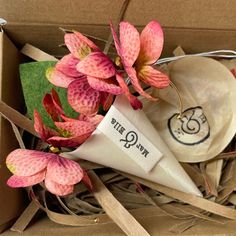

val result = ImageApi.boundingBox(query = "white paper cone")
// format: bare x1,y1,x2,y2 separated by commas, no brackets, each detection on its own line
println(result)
62,95,202,197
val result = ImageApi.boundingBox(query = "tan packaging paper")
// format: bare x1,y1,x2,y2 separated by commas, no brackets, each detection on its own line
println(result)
143,56,236,163
62,95,202,197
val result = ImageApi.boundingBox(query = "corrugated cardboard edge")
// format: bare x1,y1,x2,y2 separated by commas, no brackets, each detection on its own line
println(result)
1,0,236,30
0,31,25,233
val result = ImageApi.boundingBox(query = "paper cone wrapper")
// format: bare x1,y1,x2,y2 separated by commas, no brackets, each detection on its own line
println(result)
62,95,202,197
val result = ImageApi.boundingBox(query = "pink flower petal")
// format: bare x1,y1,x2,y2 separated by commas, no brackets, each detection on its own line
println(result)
87,76,123,95
34,110,58,141
125,66,156,101
67,77,100,115
7,170,46,187
115,73,142,110
55,120,95,137
77,52,115,79
78,114,104,127
138,21,164,65
110,21,122,56
56,54,83,78
6,149,53,176
45,176,74,196
47,156,83,185
65,32,99,59
100,93,114,111
46,67,76,88
138,66,170,88
119,21,140,66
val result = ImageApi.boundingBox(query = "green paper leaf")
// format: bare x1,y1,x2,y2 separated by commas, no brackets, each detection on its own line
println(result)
20,61,78,128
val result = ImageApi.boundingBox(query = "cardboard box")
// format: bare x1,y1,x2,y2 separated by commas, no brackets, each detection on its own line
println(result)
1,0,236,235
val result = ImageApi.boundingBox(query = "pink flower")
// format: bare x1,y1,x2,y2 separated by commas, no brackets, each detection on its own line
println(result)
34,89,103,148
6,149,86,196
110,20,170,101
46,32,124,115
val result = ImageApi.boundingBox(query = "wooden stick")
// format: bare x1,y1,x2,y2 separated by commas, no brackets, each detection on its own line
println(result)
10,201,40,233
21,43,58,61
0,100,38,137
88,170,150,236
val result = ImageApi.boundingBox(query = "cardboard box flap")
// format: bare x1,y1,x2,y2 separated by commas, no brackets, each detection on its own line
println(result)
1,0,236,30
0,31,25,232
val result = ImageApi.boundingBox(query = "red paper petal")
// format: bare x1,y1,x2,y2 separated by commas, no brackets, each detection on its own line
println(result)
119,21,140,66
138,66,170,89
82,170,93,191
47,137,78,147
67,77,101,115
43,94,60,121
46,156,83,185
51,88,65,115
6,149,53,176
60,114,79,122
138,21,164,65
77,52,116,79
45,177,74,196
56,54,83,77
46,67,76,88
7,170,46,187
87,76,123,95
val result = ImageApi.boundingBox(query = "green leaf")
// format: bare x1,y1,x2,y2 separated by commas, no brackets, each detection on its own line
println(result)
20,61,79,128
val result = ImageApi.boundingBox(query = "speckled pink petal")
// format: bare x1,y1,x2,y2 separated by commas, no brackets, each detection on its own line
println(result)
46,67,76,88
56,54,83,77
47,156,83,185
55,120,95,137
45,176,74,196
138,66,170,89
67,77,100,115
100,93,114,111
138,21,164,65
34,110,58,141
119,21,140,66
77,52,115,79
65,32,99,59
115,73,142,110
87,76,123,95
7,170,46,187
110,21,122,56
79,114,104,127
6,149,53,176
125,66,156,101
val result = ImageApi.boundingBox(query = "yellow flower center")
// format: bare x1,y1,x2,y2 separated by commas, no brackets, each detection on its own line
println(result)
114,56,123,69
49,146,60,154
6,163,16,174
78,43,92,59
